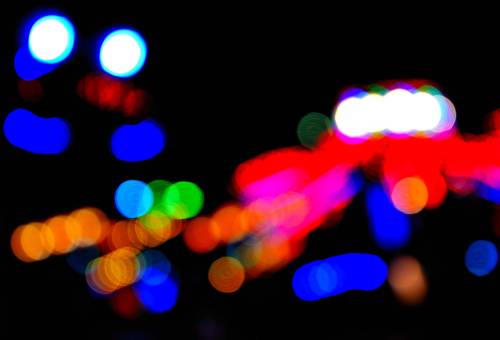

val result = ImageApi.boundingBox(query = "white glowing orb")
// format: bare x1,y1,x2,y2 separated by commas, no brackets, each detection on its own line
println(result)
99,29,147,78
28,15,75,64
334,87,455,138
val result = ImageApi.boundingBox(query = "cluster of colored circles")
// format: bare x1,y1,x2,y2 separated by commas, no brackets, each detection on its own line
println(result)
115,179,204,220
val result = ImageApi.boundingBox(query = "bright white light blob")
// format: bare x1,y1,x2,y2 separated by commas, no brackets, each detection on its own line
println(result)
334,87,455,138
334,97,366,137
384,89,414,133
361,93,385,133
28,15,75,64
411,92,442,131
99,29,147,78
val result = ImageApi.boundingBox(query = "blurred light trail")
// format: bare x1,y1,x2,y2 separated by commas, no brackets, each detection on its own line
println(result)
99,29,147,78
292,253,388,301
111,119,165,162
3,108,71,154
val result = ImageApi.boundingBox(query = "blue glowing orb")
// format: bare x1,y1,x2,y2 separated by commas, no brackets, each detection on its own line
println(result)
115,180,154,218
134,272,179,313
292,253,388,301
111,119,165,162
366,184,411,250
3,109,71,154
465,240,498,277
99,29,147,78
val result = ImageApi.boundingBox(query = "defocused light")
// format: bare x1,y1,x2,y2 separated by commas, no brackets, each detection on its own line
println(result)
141,250,172,283
110,287,142,319
212,203,248,244
384,89,415,133
28,15,75,64
183,217,220,253
86,247,142,294
148,180,171,204
292,253,388,301
134,271,178,313
297,112,331,148
77,73,149,116
99,29,147,78
162,181,204,219
11,222,51,262
465,240,498,276
136,213,173,246
3,108,71,154
208,256,245,293
333,85,455,138
69,207,109,247
111,119,165,162
365,184,411,250
43,215,80,254
388,256,427,305
17,80,43,101
391,177,428,214
334,97,366,137
67,247,101,274
115,180,154,218
411,92,441,131
14,46,58,80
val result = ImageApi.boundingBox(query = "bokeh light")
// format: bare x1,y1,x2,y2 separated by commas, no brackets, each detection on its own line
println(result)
211,203,248,244
366,184,411,250
111,119,165,162
17,80,43,101
133,271,179,313
208,257,245,293
388,256,428,305
110,287,142,319
67,247,101,274
3,108,71,154
333,84,455,138
14,45,58,80
162,181,204,219
390,177,429,214
77,73,148,116
86,247,143,295
99,29,147,78
292,253,388,301
465,240,498,277
28,15,75,64
297,112,331,148
183,217,220,253
11,222,51,262
115,180,154,218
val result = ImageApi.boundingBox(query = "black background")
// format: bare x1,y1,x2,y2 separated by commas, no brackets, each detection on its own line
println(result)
3,3,500,339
